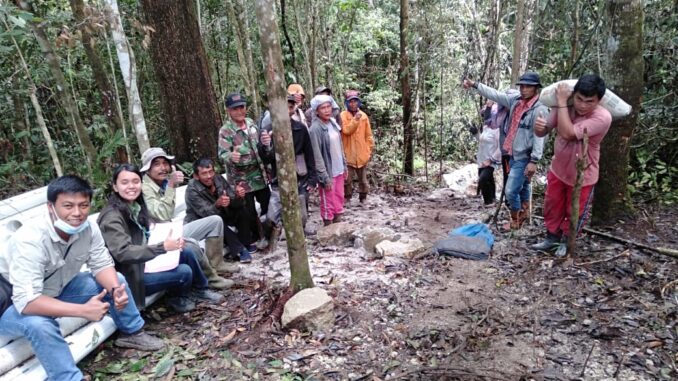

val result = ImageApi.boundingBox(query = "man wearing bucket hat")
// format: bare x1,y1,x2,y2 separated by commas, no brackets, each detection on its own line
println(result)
140,147,235,288
463,72,548,230
340,90,374,204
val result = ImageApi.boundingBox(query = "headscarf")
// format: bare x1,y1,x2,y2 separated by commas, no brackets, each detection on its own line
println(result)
310,95,340,125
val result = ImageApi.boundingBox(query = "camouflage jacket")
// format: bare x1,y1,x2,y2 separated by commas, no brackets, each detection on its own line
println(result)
218,118,268,193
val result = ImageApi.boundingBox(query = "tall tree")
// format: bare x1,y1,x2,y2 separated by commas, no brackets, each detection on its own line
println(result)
253,0,314,292
400,0,413,175
139,0,221,162
70,0,128,163
16,0,97,173
105,0,150,155
593,0,644,223
226,0,260,118
510,0,526,84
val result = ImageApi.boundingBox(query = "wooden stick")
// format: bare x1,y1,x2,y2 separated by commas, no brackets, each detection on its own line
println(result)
582,227,678,258
567,129,588,256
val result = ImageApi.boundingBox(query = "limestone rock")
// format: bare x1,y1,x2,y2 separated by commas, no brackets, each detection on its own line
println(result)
282,287,334,331
353,227,398,254
375,237,426,259
317,222,357,246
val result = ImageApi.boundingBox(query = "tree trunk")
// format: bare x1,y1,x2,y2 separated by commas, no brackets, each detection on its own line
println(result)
3,16,62,176
226,0,260,117
292,0,314,90
105,0,150,155
510,0,525,85
253,0,314,292
11,75,31,161
593,0,644,223
70,0,128,163
139,0,222,162
17,0,97,173
279,0,298,81
400,0,413,175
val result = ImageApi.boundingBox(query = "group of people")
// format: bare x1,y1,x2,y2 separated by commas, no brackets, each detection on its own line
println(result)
464,72,612,254
0,84,374,380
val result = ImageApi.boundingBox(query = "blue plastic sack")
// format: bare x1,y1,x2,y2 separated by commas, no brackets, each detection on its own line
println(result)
433,223,494,260
449,223,494,248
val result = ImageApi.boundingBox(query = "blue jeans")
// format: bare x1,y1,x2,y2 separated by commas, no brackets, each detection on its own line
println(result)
144,246,207,296
505,158,531,211
0,272,144,381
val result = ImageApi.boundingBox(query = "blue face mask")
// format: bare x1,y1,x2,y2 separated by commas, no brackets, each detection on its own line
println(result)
50,205,90,236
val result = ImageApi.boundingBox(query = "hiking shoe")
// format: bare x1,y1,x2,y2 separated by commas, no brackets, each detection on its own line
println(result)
246,244,258,254
190,288,225,304
166,296,195,313
239,247,253,263
555,242,568,257
115,330,165,351
530,233,561,251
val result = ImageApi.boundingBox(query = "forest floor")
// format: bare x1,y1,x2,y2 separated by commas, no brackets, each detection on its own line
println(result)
82,183,677,381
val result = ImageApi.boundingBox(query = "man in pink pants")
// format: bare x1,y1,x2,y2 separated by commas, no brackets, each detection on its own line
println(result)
532,74,612,255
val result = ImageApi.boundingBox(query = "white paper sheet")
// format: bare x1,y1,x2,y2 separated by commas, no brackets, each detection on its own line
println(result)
144,222,183,273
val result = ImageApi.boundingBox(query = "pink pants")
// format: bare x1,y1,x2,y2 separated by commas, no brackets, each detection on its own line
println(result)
543,171,594,237
319,175,345,221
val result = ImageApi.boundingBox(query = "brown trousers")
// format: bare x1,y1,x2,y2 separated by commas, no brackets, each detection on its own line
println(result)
344,165,369,199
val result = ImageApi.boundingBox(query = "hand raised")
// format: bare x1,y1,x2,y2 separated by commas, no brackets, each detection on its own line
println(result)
169,167,184,188
82,289,109,321
555,83,573,106
235,185,246,198
261,130,271,146
462,78,475,89
112,284,129,311
163,229,184,251
231,147,242,163
534,115,547,135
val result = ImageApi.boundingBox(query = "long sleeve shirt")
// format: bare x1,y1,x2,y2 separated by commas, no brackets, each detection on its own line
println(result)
0,216,114,313
141,174,176,222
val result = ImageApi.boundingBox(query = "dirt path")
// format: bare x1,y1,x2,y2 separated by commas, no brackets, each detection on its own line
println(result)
82,189,677,381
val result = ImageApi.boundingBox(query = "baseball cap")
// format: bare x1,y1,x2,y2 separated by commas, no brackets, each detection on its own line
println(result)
225,93,247,109
314,86,331,95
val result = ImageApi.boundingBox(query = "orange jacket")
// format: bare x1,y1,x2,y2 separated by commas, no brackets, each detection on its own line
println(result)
340,110,375,168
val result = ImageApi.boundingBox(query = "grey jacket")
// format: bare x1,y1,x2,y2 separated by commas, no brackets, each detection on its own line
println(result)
475,83,547,162
309,118,346,186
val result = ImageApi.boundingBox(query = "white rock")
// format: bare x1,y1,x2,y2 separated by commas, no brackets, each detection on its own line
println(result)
282,287,335,331
375,238,426,258
317,222,357,246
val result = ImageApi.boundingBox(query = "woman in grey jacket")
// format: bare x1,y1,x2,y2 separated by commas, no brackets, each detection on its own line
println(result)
309,94,347,225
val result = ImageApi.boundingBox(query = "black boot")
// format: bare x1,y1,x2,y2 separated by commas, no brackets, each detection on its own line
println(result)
530,232,561,251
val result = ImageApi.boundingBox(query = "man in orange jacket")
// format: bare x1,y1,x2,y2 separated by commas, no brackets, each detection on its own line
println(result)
341,90,375,204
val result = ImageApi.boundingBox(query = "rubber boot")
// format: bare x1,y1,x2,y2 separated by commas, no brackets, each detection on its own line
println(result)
359,193,367,203
196,248,233,290
509,210,521,230
333,214,342,223
323,219,333,226
206,237,239,274
530,232,561,251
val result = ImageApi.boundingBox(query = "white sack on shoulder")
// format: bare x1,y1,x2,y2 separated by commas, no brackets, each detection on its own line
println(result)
539,79,632,119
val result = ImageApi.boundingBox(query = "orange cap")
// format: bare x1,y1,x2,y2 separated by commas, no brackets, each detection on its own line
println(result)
287,84,305,96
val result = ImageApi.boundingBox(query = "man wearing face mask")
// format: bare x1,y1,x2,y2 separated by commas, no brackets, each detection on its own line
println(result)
0,175,164,381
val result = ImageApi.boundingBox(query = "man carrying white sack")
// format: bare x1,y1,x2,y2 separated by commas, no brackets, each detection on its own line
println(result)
532,74,612,254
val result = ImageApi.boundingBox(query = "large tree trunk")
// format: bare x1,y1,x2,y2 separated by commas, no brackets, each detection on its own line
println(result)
140,0,222,162
105,0,150,155
593,0,644,223
254,0,314,292
400,0,413,175
17,0,97,173
70,0,128,163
